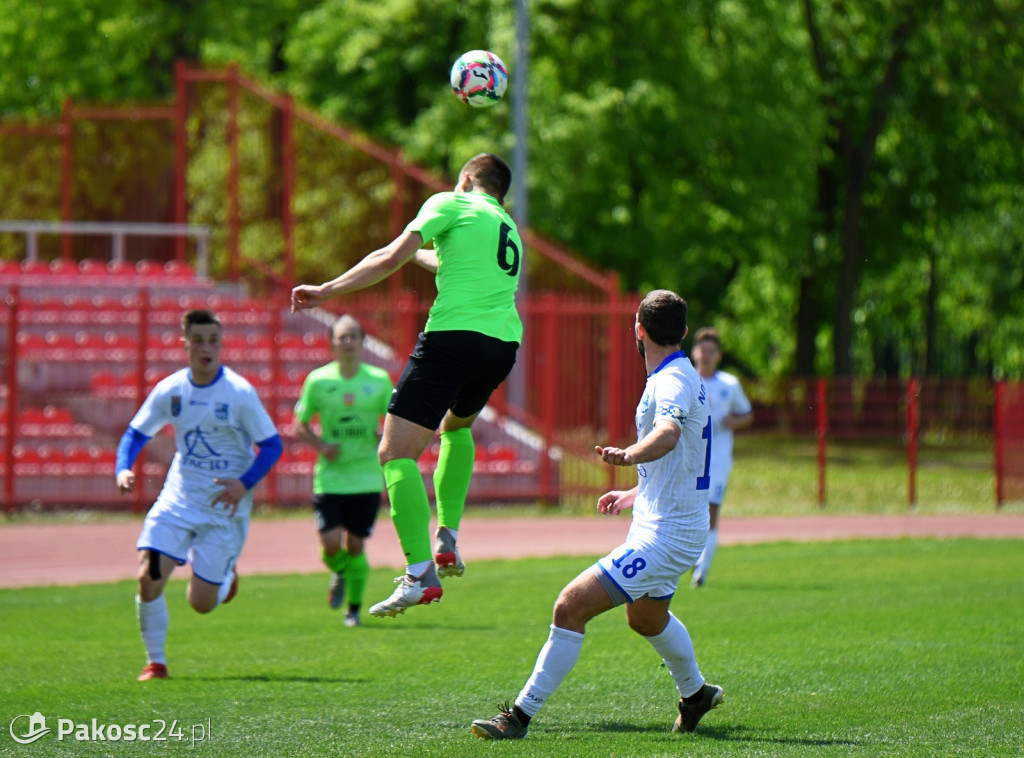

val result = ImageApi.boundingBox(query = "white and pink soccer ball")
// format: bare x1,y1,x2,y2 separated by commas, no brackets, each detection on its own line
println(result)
450,50,508,108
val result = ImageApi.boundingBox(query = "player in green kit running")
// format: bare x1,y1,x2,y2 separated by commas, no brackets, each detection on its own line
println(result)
294,315,393,627
291,153,522,617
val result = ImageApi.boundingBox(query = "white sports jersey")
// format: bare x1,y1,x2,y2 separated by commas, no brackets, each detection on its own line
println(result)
129,366,278,518
631,351,712,533
701,370,752,476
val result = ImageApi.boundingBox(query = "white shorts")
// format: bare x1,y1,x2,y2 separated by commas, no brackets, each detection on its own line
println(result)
593,524,706,605
136,503,249,585
709,477,729,505
709,461,732,505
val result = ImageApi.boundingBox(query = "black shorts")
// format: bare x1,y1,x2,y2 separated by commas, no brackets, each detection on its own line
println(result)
388,330,519,430
312,493,381,538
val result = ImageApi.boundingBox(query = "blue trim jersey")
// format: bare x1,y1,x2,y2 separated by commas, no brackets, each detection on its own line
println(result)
128,366,278,518
632,352,712,533
702,370,752,478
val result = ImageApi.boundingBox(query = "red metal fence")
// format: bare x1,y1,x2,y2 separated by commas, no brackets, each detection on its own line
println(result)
2,63,1020,512
2,275,1020,512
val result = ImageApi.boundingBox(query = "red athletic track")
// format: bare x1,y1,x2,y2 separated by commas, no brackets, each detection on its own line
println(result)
2,513,1023,589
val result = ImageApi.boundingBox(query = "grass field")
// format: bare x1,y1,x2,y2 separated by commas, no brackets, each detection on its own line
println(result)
2,539,1023,757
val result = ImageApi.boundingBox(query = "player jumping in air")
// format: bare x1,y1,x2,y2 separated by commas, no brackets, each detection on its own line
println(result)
471,290,724,740
115,310,282,681
690,328,753,587
294,315,393,627
291,154,522,617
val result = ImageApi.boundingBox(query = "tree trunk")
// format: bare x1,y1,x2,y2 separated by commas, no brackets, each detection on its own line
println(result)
832,151,866,377
794,275,819,376
923,248,938,376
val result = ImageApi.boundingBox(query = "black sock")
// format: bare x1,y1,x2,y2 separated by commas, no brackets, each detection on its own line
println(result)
682,687,705,705
512,705,532,726
348,604,360,614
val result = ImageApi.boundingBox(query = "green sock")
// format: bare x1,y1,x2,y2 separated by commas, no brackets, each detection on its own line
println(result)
346,552,369,608
434,428,474,532
322,547,349,575
383,458,432,565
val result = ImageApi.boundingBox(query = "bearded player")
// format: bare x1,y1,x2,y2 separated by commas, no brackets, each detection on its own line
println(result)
472,290,724,740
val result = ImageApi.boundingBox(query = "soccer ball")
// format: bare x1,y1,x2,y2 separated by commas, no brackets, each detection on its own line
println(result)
450,50,508,108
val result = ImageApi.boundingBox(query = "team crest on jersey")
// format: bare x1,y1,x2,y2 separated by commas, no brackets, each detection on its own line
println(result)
344,393,355,406
171,395,181,417
215,403,229,420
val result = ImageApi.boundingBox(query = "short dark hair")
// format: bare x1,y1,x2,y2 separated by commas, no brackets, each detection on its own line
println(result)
181,309,221,335
330,314,364,339
694,327,720,349
462,153,512,202
638,290,688,347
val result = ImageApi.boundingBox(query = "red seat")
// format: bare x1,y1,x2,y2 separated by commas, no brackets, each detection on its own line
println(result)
19,261,49,276
49,259,77,276
78,259,107,276
163,260,194,278
105,261,135,277
487,444,517,462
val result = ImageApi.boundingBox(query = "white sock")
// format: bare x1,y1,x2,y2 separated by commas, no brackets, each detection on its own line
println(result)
646,612,704,698
215,568,236,605
514,625,585,717
407,559,434,577
696,528,719,580
136,594,169,665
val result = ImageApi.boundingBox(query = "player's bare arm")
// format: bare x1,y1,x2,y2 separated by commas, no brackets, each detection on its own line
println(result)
295,420,339,461
596,486,638,516
413,248,439,273
594,420,681,466
291,231,423,312
722,410,754,431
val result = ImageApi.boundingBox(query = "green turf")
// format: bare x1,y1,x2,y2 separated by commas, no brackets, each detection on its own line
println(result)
2,540,1023,756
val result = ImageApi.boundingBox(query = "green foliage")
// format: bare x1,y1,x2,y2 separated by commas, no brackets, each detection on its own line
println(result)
2,541,1023,756
1,0,1022,377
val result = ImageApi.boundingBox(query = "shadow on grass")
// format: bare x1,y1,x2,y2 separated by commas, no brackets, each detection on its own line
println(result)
189,674,366,684
586,722,860,748
699,724,860,747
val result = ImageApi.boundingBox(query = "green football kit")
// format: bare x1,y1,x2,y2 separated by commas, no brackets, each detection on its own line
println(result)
382,189,524,570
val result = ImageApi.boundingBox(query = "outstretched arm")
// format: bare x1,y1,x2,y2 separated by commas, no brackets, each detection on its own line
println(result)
291,231,424,312
594,420,681,466
413,248,439,273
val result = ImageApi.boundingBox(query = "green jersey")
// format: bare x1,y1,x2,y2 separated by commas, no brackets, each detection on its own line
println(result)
405,191,523,344
294,362,393,495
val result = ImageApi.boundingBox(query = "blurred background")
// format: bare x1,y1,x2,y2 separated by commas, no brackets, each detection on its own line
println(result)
1,0,1022,514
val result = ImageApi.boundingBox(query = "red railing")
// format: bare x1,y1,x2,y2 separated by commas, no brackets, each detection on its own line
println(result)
2,280,1020,512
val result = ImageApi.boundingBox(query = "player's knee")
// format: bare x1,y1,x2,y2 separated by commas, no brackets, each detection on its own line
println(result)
627,614,664,637
137,551,163,600
188,594,217,614
552,592,582,629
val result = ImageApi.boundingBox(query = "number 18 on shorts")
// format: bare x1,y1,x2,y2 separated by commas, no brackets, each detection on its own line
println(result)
596,534,705,604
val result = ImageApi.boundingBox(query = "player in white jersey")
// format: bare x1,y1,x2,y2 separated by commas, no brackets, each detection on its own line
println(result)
690,327,753,587
115,310,283,681
471,290,725,741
